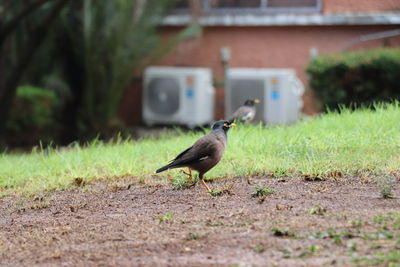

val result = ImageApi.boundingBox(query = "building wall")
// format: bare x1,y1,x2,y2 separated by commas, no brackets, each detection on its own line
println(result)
323,0,400,14
160,25,400,80
119,24,400,125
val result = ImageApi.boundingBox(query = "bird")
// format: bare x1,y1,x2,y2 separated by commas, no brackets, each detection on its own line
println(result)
229,99,260,123
155,120,236,192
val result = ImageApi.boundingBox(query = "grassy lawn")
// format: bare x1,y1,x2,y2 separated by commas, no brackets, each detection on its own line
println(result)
1,103,399,196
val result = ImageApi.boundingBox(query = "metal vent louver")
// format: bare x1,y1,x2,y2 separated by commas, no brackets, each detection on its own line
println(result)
230,79,265,123
142,66,215,127
226,68,304,125
146,77,180,115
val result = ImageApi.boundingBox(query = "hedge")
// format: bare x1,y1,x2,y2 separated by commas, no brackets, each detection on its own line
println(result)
7,85,60,132
307,48,400,111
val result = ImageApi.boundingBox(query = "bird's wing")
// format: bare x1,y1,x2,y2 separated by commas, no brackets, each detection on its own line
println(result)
230,106,254,121
173,146,193,161
241,111,254,121
170,134,217,167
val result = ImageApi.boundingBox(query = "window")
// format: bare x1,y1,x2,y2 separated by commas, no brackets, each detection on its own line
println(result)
170,0,321,14
205,0,321,13
209,0,261,8
170,0,190,14
175,0,190,9
267,0,319,8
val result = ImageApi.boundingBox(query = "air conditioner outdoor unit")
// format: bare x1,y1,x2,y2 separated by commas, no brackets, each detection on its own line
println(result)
226,68,304,124
143,66,215,128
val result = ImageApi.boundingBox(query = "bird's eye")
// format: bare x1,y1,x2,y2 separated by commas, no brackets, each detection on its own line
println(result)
223,123,228,127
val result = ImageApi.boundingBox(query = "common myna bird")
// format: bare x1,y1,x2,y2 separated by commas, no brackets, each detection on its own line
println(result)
156,120,236,192
229,99,260,123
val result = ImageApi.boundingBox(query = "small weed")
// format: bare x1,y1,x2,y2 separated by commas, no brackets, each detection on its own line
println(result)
187,232,207,240
352,250,400,266
302,173,325,181
32,199,50,209
307,231,328,240
351,219,366,228
299,245,321,258
158,212,174,222
362,233,380,240
15,197,51,212
332,235,342,244
309,245,321,253
188,232,199,240
374,215,384,224
278,247,293,258
325,170,344,180
346,242,357,252
207,221,224,227
371,243,382,249
378,231,393,239
283,253,292,259
72,177,86,187
307,227,357,244
307,204,327,215
341,231,356,239
252,186,275,197
14,199,27,212
374,215,392,224
170,176,196,190
271,168,288,178
389,211,400,217
208,187,233,197
377,175,396,198
253,245,265,253
209,189,223,197
272,227,295,237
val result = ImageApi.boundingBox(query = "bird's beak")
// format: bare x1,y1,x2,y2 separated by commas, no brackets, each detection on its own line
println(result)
230,123,237,127
254,99,261,103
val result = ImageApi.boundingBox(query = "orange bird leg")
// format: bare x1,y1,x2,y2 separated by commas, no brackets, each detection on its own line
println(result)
180,168,193,184
200,179,211,192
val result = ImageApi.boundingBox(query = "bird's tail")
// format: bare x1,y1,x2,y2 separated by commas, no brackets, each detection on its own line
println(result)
155,163,173,173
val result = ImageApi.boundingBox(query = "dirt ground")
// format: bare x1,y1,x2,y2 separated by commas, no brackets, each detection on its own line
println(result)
1,175,399,266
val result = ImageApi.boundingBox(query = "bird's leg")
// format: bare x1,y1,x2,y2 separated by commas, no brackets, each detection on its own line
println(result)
180,168,194,185
200,179,211,192
187,168,193,184
199,174,211,192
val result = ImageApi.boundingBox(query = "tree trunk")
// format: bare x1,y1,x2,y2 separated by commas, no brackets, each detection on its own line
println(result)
0,0,70,144
0,0,53,48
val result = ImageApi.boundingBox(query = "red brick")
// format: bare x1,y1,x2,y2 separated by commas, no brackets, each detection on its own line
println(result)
323,0,400,14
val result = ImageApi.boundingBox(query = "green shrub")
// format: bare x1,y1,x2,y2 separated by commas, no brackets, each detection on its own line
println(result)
307,49,400,111
7,85,60,132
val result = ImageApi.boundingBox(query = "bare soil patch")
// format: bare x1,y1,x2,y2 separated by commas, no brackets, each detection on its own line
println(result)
1,176,399,266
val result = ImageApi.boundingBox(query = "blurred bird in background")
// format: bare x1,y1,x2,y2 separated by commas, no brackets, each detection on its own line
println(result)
229,99,260,123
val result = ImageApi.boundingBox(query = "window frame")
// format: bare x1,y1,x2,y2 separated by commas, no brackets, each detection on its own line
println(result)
202,0,322,14
170,0,191,14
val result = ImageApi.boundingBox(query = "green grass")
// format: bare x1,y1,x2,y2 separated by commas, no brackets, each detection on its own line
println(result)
252,185,276,197
271,211,400,261
352,250,400,266
1,103,400,196
157,212,174,222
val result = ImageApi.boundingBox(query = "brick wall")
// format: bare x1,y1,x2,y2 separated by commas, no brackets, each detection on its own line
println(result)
323,0,400,14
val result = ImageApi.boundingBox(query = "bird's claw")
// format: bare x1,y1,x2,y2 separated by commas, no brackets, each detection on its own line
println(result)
185,181,197,188
179,170,191,176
